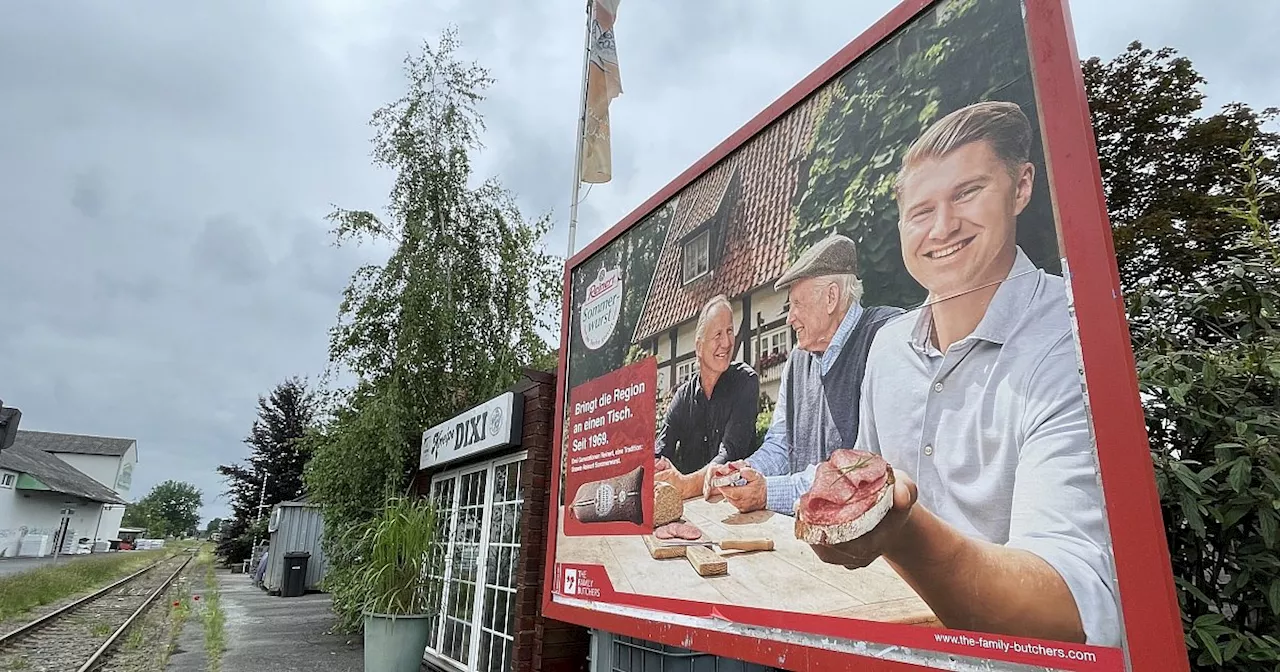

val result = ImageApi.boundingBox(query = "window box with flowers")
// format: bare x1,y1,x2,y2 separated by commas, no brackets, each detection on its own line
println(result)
756,350,789,381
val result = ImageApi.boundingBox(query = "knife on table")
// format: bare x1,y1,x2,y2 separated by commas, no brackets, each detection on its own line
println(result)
657,538,774,552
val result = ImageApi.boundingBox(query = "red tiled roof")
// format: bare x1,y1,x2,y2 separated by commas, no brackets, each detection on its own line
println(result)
632,95,819,342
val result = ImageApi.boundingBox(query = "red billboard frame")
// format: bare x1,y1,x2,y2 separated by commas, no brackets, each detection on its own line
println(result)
541,0,1190,669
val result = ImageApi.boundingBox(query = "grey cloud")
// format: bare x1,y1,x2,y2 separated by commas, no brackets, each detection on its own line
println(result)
1070,0,1280,113
91,268,164,305
71,169,108,220
191,215,272,286
0,0,1270,523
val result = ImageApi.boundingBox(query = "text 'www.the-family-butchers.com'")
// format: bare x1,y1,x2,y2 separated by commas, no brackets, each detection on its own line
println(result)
933,633,1098,663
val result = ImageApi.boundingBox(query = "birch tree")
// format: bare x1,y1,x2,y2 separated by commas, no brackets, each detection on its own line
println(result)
304,28,561,630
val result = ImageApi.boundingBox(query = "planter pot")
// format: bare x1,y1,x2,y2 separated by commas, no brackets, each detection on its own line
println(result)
363,612,433,672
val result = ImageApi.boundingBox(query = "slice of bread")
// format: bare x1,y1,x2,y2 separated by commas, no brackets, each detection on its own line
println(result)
794,466,895,545
653,481,684,527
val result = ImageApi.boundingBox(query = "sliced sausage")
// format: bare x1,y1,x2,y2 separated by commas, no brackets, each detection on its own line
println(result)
673,522,702,540
654,524,677,540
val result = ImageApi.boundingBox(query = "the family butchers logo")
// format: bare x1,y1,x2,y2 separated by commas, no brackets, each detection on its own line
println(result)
580,266,623,350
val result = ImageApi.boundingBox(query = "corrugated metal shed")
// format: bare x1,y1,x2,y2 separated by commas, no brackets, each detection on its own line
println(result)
263,501,327,593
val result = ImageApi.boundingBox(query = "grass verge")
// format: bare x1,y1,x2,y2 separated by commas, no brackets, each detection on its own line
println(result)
0,549,169,621
198,548,226,672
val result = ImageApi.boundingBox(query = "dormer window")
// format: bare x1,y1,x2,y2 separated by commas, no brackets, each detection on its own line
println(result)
682,231,710,284
676,166,739,286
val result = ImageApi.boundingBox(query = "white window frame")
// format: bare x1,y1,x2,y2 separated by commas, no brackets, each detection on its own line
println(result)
424,450,528,672
681,230,710,284
674,359,697,387
0,472,14,489
758,326,791,358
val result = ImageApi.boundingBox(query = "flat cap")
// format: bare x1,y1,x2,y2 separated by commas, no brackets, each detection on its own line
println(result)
774,234,859,291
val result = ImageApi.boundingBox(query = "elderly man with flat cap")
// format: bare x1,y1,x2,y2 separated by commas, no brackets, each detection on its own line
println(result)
709,234,903,515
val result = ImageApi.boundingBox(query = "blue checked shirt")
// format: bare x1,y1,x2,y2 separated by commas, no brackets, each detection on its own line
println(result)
746,301,864,515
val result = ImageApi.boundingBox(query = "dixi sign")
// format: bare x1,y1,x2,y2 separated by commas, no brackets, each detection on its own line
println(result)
420,391,524,470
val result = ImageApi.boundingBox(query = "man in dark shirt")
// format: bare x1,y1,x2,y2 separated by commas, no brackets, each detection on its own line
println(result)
655,295,759,499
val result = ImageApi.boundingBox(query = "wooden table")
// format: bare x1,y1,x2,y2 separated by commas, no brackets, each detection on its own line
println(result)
556,498,938,626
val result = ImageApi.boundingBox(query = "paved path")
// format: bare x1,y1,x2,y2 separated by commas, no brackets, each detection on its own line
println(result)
168,569,364,672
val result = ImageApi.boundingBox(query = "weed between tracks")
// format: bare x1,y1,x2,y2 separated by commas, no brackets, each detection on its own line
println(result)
124,625,146,651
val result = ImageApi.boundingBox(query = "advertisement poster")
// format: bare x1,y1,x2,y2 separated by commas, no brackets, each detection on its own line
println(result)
545,0,1185,670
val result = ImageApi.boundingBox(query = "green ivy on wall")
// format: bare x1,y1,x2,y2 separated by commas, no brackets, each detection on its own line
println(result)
790,0,1060,310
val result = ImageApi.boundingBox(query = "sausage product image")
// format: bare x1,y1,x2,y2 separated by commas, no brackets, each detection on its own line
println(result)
794,449,895,545
569,465,646,525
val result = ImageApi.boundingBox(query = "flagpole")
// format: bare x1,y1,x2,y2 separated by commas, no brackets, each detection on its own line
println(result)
567,0,593,260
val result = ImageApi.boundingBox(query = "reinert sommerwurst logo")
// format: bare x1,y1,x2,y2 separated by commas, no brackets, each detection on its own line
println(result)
580,266,623,350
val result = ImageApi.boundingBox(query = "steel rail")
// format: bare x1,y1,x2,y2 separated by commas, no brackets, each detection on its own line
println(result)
0,552,176,645
77,552,193,671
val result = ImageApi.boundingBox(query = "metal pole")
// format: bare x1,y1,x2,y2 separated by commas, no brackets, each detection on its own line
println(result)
255,473,268,525
567,0,593,259
53,516,69,562
91,505,106,553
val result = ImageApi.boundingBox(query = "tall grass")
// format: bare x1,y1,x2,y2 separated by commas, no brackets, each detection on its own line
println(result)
198,548,227,672
0,550,168,621
358,496,440,616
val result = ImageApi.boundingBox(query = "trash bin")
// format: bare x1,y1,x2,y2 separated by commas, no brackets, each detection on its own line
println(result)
281,551,310,598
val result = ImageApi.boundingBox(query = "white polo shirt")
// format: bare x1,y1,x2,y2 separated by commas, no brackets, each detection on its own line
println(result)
856,247,1122,647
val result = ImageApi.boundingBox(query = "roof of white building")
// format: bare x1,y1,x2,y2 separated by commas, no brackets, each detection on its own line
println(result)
0,442,129,504
14,430,135,457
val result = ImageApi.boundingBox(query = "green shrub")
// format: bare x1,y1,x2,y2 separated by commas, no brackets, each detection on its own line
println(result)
754,392,777,450
357,496,441,616
1133,144,1280,668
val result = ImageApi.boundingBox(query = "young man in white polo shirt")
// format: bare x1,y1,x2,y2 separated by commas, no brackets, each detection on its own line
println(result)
807,101,1121,647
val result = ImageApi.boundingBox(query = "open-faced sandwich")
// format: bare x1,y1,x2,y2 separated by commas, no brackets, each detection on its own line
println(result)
794,449,895,545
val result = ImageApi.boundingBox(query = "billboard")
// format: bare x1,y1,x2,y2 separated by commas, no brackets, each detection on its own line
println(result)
543,0,1189,670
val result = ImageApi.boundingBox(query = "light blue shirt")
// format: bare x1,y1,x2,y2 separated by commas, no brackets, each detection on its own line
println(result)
746,301,866,514
855,248,1120,646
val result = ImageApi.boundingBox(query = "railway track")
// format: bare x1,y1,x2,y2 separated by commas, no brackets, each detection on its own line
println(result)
0,550,195,672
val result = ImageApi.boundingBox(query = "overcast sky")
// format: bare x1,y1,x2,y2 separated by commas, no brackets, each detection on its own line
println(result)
1,1,1274,523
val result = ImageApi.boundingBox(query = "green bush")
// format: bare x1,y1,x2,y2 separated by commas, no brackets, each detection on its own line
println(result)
754,392,777,450
1133,144,1280,668
357,497,441,616
215,515,266,566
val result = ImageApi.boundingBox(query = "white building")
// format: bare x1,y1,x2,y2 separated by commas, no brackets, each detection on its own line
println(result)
0,430,135,557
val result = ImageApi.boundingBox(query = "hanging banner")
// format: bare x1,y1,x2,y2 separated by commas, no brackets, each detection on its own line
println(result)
581,0,623,184
544,0,1187,670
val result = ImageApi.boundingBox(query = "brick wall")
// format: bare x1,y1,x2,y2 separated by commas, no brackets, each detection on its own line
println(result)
514,370,591,672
